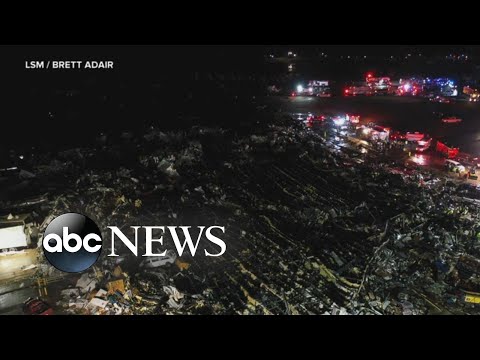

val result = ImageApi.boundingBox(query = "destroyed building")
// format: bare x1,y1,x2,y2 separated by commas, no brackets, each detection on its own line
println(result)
2,113,480,315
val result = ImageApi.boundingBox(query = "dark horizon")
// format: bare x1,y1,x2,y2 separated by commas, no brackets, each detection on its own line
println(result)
1,44,480,156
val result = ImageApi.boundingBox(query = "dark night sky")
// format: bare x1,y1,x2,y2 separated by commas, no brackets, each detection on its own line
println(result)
267,45,478,56
0,44,478,155
0,45,476,95
0,45,476,88
1,44,477,97
1,45,477,69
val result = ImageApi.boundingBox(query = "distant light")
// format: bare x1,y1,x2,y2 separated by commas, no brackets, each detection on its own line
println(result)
412,154,426,165
294,53,297,57
404,83,411,91
297,85,303,93
362,128,371,135
333,117,346,126
308,87,313,93
19,155,24,160
364,55,367,58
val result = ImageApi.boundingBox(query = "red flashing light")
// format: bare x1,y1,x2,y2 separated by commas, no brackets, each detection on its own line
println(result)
367,73,373,78
345,89,349,93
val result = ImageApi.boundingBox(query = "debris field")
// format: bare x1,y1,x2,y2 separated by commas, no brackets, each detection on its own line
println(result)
3,115,480,315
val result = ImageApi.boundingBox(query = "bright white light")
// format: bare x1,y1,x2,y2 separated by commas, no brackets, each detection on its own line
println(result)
362,128,371,135
297,85,303,93
333,117,346,126
308,87,313,93
412,154,426,165
0,226,27,249
404,83,411,91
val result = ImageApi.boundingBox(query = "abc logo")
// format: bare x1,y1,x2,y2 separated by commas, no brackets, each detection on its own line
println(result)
43,213,102,273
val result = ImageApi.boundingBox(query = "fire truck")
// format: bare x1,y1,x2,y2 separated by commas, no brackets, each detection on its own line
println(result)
293,80,331,97
396,79,423,96
366,76,391,95
404,132,432,152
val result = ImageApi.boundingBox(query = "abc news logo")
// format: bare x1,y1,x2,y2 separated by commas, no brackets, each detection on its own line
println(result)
43,213,226,273
43,213,103,273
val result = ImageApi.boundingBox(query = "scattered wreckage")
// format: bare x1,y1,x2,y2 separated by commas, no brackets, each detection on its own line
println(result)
4,115,480,315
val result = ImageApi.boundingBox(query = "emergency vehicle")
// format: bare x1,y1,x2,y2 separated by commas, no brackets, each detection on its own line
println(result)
344,83,373,96
346,114,360,124
442,116,462,124
366,76,391,95
464,86,480,102
406,132,425,142
405,132,432,152
357,125,390,142
293,81,331,97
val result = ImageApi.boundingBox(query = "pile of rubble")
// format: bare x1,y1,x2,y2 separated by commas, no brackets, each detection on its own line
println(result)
4,115,480,314
58,263,186,315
